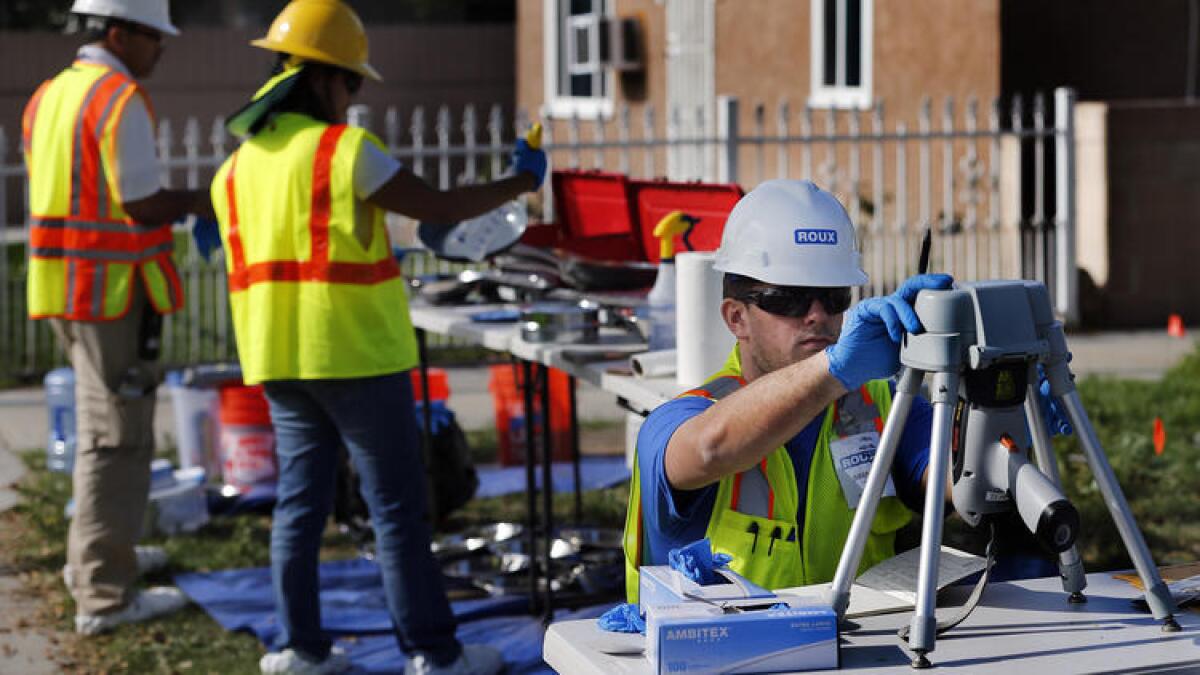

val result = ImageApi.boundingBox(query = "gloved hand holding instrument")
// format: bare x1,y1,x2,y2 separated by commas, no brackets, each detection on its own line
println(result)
825,273,954,390
418,123,546,262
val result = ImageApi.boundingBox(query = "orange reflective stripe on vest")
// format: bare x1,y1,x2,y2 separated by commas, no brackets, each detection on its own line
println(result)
21,81,51,162
30,217,173,258
224,125,401,293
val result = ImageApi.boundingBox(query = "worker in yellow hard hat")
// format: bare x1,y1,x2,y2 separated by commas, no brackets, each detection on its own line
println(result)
209,2,543,674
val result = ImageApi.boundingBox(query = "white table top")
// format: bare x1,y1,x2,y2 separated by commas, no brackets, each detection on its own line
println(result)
409,303,684,412
543,573,1200,674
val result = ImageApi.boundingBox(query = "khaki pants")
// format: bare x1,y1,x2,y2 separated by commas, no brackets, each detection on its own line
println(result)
51,283,159,616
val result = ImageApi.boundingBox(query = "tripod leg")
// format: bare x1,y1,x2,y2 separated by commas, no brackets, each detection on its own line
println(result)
1023,382,1087,598
906,370,959,666
828,367,925,620
1057,390,1179,631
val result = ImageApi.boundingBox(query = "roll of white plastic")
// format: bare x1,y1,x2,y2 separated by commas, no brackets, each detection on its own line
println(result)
630,349,677,378
675,251,735,387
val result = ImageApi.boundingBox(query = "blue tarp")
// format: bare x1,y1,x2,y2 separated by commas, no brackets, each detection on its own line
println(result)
213,456,630,515
474,456,630,499
176,557,607,674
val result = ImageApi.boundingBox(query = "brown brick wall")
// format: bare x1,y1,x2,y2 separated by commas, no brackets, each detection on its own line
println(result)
516,0,545,119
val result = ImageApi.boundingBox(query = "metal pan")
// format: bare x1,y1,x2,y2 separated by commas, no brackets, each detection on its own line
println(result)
417,201,527,264
559,256,658,292
558,527,623,551
520,301,600,343
431,522,524,559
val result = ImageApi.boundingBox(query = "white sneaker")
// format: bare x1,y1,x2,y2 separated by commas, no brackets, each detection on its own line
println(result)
63,545,170,588
74,586,189,635
260,646,351,674
404,644,504,675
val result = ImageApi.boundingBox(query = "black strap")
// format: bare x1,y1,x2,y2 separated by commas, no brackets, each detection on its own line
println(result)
898,521,997,642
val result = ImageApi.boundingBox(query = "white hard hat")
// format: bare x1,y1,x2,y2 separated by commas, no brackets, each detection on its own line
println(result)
713,179,868,287
71,0,179,36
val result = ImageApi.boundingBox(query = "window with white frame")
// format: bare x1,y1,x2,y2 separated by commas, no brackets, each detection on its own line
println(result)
544,0,613,118
810,0,873,109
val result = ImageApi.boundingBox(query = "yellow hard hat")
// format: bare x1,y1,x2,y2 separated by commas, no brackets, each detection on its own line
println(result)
250,0,381,82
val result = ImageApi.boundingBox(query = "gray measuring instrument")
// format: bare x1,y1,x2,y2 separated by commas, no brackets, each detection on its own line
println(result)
824,280,1180,668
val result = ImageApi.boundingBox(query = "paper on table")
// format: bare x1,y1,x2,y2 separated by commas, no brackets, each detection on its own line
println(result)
782,546,987,618
1114,562,1200,589
1126,572,1200,611
855,545,987,604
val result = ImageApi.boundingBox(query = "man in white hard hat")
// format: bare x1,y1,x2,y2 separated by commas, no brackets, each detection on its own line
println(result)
22,0,212,634
621,179,954,601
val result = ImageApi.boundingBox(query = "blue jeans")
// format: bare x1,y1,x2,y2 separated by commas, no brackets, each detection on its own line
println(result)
263,372,461,664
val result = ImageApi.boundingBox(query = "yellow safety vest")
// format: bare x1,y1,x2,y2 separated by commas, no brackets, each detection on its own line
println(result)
210,113,418,385
23,61,182,321
623,347,912,602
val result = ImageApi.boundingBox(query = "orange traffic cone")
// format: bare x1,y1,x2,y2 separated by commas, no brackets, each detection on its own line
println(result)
1167,314,1186,338
1153,417,1166,456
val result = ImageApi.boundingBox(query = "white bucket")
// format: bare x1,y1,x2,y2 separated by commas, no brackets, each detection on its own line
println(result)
219,424,277,494
167,371,220,477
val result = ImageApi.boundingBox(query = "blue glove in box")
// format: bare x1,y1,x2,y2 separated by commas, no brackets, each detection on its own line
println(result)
638,564,774,612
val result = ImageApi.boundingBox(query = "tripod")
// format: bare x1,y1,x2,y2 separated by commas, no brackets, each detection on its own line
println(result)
825,280,1179,668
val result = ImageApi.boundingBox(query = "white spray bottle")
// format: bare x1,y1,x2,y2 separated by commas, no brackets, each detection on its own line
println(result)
646,211,699,351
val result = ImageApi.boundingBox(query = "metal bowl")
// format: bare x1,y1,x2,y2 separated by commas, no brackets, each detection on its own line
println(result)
558,527,623,551
477,567,576,596
431,522,524,559
519,301,600,344
491,536,580,564
441,553,505,580
573,549,626,595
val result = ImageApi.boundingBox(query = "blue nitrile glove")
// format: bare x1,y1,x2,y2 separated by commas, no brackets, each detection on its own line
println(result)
413,400,454,435
667,538,733,586
598,603,646,634
190,216,222,261
825,273,955,390
511,137,547,190
1036,364,1073,436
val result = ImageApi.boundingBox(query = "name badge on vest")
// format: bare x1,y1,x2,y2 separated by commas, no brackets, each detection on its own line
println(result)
829,431,896,509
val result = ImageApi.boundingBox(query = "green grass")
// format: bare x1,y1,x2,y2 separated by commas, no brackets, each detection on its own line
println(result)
1055,346,1200,569
0,425,628,674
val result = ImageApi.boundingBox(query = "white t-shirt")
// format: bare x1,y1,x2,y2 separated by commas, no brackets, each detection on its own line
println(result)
353,139,402,200
76,45,163,204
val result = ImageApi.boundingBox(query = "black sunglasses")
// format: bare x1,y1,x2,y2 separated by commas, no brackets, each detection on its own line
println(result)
342,72,363,95
737,286,852,317
116,20,163,43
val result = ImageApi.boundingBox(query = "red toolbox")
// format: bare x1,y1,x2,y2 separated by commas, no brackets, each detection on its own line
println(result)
628,179,744,263
521,170,744,263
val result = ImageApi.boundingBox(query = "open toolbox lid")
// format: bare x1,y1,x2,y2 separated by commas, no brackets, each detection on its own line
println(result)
533,170,745,262
551,170,636,239
628,179,744,263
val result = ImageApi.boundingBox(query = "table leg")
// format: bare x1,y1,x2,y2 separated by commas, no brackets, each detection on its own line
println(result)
569,374,582,526
521,358,540,615
416,328,433,474
540,364,555,626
